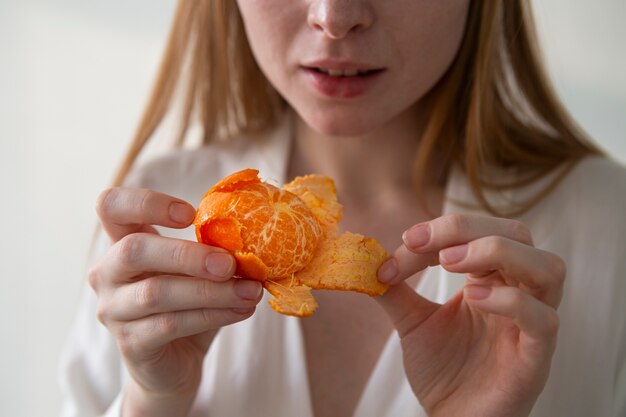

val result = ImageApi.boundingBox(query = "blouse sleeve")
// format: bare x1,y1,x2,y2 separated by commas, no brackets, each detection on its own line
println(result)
57,156,160,417
514,157,626,417
58,231,126,417
605,241,626,417
614,306,626,416
558,157,626,417
609,225,626,417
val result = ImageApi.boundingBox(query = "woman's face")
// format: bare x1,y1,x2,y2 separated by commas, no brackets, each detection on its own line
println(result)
236,0,470,136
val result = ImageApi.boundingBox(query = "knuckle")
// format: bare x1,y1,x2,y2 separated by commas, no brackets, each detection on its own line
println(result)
138,189,159,214
545,309,560,335
444,213,469,235
508,220,532,244
483,235,507,258
155,313,178,335
506,288,526,311
550,255,567,284
117,234,143,267
95,301,109,324
87,265,101,291
135,279,162,310
116,325,135,356
170,241,189,269
197,280,214,304
95,188,118,219
201,308,216,325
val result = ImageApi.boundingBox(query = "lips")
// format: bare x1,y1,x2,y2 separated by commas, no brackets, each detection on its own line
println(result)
312,67,382,77
301,61,386,99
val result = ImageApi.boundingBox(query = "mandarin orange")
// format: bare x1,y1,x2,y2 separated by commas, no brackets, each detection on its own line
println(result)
194,169,388,317
195,169,322,281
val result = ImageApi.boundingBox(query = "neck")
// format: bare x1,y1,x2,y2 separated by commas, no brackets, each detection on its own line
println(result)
287,102,440,210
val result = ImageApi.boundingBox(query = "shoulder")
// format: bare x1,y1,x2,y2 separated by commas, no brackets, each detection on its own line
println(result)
532,156,626,415
123,121,291,205
530,156,626,219
123,137,249,202
520,156,626,256
551,156,626,233
561,155,626,201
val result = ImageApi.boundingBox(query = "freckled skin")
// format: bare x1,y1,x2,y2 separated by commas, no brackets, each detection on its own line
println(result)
235,0,470,136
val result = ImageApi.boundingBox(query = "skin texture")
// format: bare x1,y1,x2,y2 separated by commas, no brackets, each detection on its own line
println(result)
89,188,262,417
236,1,562,417
236,0,469,136
376,214,563,417
90,1,564,416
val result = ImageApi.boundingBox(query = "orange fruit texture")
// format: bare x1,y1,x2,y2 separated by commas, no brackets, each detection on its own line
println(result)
194,168,388,317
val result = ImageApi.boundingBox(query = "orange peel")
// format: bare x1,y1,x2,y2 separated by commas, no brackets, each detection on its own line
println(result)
264,278,318,318
194,169,388,317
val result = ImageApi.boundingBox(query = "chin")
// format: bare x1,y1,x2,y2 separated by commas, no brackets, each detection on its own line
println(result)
300,107,386,137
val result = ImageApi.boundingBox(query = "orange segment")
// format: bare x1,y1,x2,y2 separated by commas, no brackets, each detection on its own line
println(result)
264,278,318,317
296,231,389,296
199,217,243,251
194,170,322,282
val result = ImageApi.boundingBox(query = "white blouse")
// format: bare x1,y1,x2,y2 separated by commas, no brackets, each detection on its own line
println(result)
59,118,626,417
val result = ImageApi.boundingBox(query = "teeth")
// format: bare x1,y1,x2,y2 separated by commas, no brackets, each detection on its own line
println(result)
318,68,365,77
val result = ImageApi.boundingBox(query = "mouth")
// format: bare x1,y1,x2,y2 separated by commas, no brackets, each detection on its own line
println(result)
308,67,385,78
300,65,386,99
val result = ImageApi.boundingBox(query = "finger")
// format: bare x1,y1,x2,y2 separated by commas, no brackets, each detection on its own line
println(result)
405,214,533,252
379,214,534,285
96,233,235,285
116,307,256,357
464,285,559,357
96,187,196,242
104,277,263,321
377,245,438,284
440,236,566,308
376,282,439,338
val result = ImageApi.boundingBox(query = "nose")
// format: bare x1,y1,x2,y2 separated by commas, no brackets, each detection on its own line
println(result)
307,0,374,39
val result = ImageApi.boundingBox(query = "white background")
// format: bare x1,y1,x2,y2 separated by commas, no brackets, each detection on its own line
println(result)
0,1,624,416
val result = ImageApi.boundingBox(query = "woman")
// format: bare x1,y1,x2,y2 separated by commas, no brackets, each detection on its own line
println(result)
60,1,626,416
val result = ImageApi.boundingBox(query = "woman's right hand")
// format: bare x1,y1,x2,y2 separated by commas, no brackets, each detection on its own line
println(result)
88,188,263,417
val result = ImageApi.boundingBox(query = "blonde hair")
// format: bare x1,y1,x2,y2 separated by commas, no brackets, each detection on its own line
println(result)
113,0,600,216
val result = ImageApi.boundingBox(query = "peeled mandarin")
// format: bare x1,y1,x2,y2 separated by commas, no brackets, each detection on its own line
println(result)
195,169,322,281
194,169,389,317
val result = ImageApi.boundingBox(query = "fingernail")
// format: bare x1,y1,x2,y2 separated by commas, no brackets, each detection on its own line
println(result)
169,202,195,224
402,223,430,249
234,280,263,300
465,285,491,300
377,258,399,283
440,244,468,264
205,253,234,278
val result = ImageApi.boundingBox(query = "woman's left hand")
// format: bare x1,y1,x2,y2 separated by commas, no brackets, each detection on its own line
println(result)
376,214,565,417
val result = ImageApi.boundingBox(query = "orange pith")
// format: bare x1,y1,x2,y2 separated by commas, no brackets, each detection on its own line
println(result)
265,278,318,318
194,169,389,317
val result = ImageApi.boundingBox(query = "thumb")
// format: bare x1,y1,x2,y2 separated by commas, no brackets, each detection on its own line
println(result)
376,282,439,337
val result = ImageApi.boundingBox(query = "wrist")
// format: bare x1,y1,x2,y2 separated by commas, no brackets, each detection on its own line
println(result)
122,379,199,417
